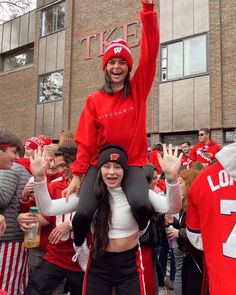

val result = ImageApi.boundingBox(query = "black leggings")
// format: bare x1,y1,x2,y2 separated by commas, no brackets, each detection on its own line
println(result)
72,166,152,246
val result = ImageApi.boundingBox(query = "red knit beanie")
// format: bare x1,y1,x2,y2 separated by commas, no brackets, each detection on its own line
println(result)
24,135,52,150
102,39,133,71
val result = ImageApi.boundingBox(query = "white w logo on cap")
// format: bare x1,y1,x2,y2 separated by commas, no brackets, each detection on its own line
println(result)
114,47,122,54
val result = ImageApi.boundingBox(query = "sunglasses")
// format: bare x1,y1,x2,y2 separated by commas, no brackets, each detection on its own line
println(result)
198,133,205,136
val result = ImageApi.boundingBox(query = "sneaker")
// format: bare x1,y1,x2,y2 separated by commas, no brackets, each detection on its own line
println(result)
72,240,89,272
159,286,168,295
165,276,174,290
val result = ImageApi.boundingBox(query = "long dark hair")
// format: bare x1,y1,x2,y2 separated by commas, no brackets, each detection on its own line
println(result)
91,170,111,258
91,166,126,258
100,69,132,97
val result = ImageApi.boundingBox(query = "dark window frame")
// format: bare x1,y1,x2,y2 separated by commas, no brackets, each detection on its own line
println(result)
40,1,66,37
160,33,209,83
0,44,34,73
223,129,236,144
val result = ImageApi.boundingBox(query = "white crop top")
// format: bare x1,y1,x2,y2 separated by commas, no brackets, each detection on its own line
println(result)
107,187,139,238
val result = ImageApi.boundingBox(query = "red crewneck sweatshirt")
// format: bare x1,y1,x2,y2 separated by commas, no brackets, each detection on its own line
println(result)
72,1,160,176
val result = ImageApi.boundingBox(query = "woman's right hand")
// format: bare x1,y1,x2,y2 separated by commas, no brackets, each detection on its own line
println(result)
30,147,49,182
62,175,81,200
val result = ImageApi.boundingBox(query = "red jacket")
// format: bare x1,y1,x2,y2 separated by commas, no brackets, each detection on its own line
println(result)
188,140,221,165
72,1,160,176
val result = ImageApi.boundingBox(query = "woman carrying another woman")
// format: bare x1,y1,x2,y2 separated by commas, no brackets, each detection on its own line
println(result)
62,0,160,256
30,143,182,295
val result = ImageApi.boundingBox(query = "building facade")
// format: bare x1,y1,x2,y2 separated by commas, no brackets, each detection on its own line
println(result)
0,0,235,147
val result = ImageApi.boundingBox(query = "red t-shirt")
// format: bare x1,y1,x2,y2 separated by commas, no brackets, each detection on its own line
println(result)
72,2,160,176
181,153,192,169
43,176,82,272
186,162,236,295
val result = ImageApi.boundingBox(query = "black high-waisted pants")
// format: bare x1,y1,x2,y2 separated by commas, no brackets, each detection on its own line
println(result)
83,245,146,295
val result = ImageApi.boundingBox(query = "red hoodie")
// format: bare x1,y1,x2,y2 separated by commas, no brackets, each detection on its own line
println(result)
188,140,221,165
72,1,160,176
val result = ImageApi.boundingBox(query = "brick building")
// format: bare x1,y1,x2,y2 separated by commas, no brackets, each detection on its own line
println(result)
0,0,235,147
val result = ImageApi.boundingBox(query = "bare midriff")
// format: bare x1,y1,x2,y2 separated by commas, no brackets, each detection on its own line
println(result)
106,232,139,252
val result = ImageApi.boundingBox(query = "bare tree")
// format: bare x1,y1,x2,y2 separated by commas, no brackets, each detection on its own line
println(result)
0,0,36,24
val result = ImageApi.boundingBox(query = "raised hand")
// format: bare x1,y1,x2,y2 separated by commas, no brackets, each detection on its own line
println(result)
30,147,50,182
158,144,182,183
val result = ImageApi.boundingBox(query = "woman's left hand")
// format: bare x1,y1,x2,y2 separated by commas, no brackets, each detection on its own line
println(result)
158,144,182,184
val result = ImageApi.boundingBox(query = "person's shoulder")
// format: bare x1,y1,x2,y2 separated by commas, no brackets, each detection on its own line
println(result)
87,90,103,100
12,162,31,177
209,140,221,148
0,167,18,177
192,142,202,149
193,161,222,183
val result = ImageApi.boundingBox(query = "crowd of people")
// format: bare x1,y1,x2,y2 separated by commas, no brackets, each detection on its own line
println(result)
1,0,236,294
1,127,235,295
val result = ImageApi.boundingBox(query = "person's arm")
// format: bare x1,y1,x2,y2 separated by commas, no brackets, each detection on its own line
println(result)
186,184,203,250
149,144,182,213
0,170,19,209
34,178,79,215
149,182,181,214
188,146,196,162
186,229,203,250
132,0,160,97
0,214,6,236
30,147,79,215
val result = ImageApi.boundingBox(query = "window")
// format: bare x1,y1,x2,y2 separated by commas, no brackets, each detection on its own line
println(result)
224,130,236,143
0,46,34,72
39,71,64,103
41,1,66,37
161,34,207,81
161,132,198,146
